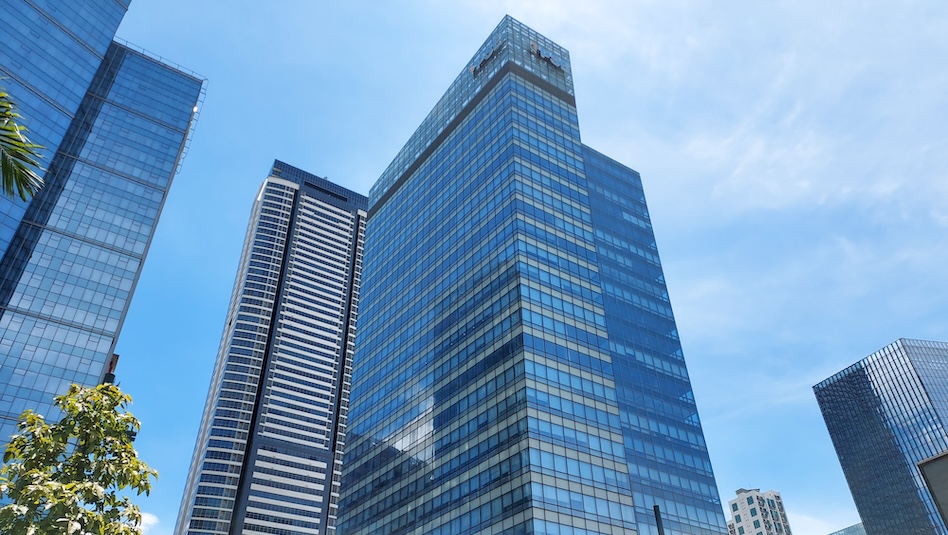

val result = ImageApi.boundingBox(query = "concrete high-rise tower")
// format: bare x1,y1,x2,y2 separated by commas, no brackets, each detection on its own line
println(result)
0,0,204,439
339,16,727,535
175,161,366,535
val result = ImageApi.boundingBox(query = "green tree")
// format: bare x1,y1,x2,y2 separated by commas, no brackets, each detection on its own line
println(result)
0,384,157,535
0,86,44,200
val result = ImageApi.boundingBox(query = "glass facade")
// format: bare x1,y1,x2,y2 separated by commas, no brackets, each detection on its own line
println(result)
175,161,367,535
0,0,129,258
827,524,866,535
339,16,726,535
814,338,948,535
0,0,204,440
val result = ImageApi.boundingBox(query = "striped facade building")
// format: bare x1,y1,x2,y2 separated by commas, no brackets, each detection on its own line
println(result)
175,161,366,535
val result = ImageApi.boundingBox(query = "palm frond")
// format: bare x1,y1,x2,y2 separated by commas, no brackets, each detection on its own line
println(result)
0,88,44,200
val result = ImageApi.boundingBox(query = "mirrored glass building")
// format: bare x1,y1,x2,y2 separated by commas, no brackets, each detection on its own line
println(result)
339,16,727,535
0,0,204,439
175,161,367,535
814,338,948,535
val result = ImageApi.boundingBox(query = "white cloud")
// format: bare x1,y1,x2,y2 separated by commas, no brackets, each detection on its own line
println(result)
140,512,160,535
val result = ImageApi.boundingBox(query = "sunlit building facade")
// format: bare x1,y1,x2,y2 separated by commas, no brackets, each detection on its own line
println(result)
726,488,793,535
0,0,203,438
815,338,948,535
175,161,366,535
339,16,727,535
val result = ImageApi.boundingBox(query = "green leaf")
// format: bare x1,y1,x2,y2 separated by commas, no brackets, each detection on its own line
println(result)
0,384,155,534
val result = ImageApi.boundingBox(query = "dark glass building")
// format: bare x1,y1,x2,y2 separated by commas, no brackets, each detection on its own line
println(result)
339,16,727,535
920,451,948,529
814,338,948,535
175,161,366,535
0,0,204,438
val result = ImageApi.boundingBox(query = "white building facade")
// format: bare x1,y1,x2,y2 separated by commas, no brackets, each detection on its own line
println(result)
727,488,793,535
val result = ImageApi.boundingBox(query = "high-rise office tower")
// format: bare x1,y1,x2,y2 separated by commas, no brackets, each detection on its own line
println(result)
726,488,793,535
814,338,948,535
175,161,366,535
0,1,204,438
339,16,727,535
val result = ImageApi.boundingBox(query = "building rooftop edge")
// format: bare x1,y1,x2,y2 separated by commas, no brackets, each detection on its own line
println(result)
111,37,206,83
269,159,368,207
367,14,574,209
813,338,948,390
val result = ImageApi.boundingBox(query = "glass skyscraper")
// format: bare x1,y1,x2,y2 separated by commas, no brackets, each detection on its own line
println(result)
814,338,948,535
0,0,204,438
176,161,366,535
339,16,727,535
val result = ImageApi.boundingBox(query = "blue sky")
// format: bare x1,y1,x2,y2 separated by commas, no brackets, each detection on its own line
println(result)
110,1,948,534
